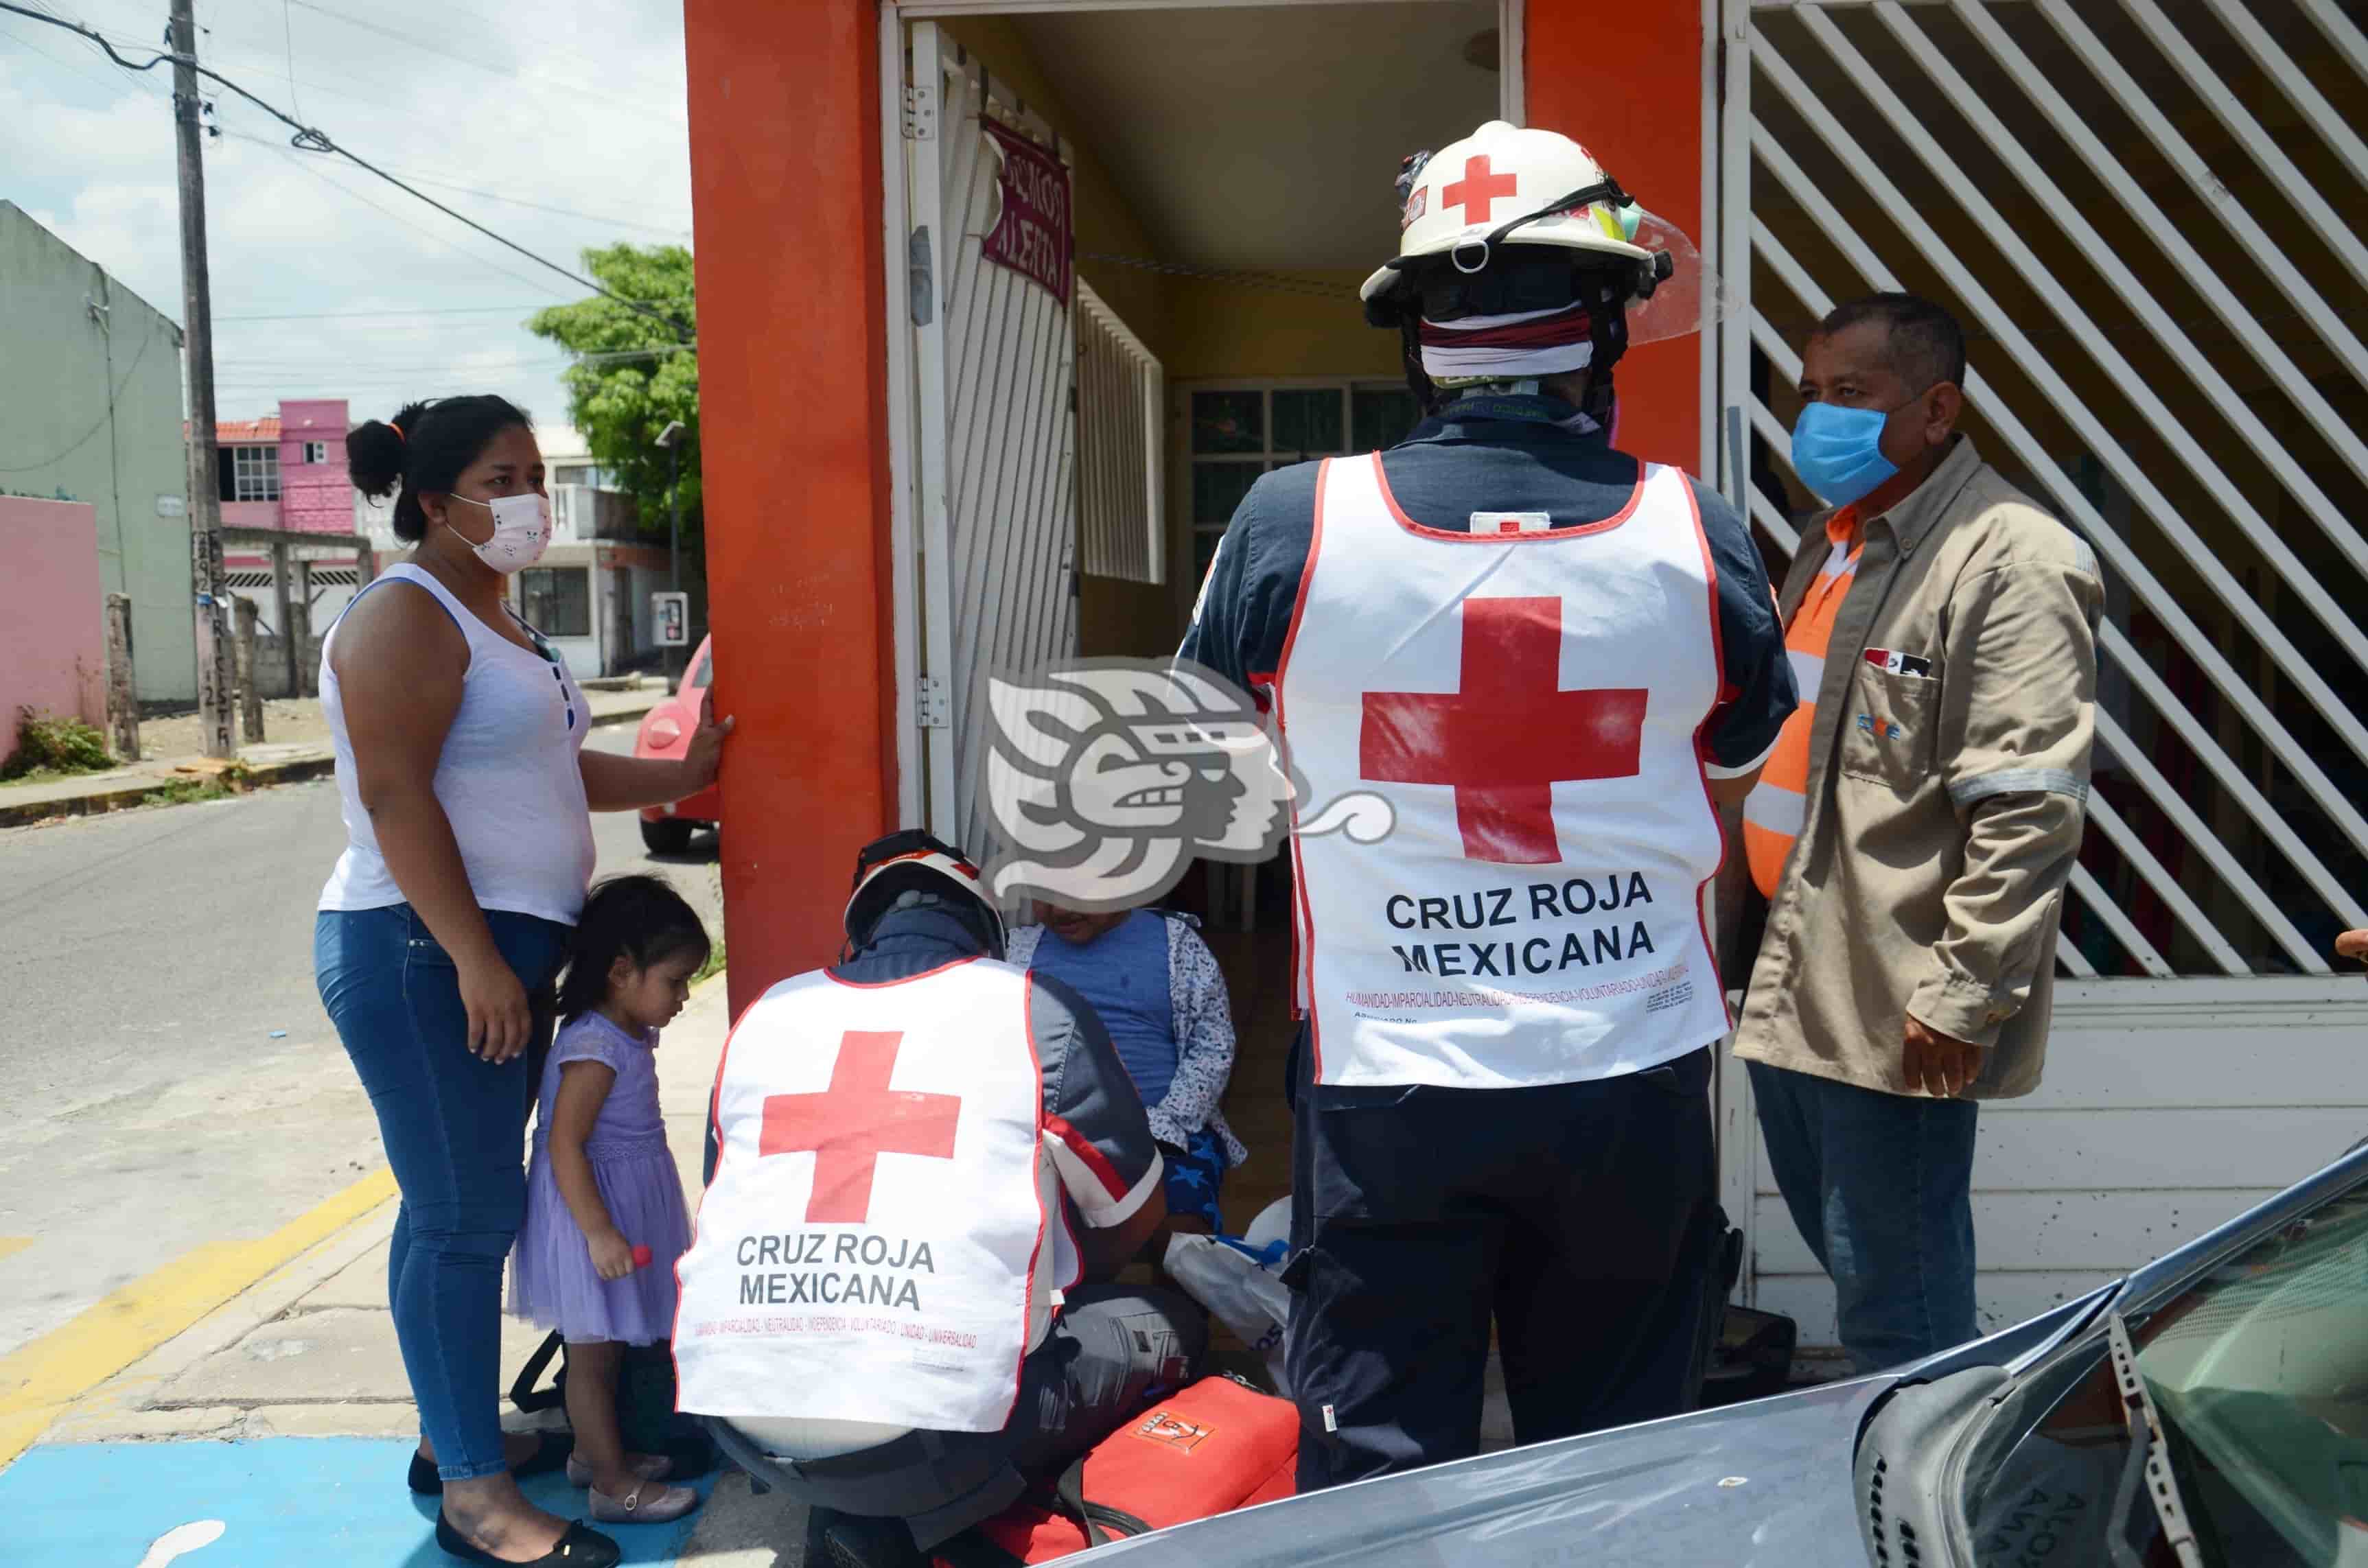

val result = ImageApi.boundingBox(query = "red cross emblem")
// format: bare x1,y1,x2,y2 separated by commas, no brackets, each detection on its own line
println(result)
1361,597,1647,864
760,1030,960,1223
1440,155,1518,224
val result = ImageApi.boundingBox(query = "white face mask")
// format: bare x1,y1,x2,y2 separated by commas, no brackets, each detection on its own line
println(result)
443,491,553,574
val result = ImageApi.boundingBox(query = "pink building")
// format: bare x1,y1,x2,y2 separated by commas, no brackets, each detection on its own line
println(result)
213,398,355,535
205,399,374,664
0,495,107,734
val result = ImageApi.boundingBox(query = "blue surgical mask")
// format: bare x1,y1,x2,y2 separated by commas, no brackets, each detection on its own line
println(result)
1790,401,1901,508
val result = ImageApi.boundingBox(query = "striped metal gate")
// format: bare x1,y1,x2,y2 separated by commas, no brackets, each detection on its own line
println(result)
904,21,1082,860
1713,0,2368,1337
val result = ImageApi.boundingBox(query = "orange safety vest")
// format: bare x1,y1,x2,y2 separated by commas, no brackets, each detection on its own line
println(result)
1743,506,1863,898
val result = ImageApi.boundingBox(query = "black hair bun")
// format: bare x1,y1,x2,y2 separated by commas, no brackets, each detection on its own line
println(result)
347,401,426,498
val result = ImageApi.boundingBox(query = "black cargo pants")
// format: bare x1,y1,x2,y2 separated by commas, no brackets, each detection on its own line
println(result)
1284,1036,1721,1490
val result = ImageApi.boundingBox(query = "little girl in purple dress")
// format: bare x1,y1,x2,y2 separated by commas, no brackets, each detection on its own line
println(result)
509,875,706,1525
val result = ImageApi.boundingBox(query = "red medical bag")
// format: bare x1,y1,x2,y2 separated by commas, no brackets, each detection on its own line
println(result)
934,1375,1298,1564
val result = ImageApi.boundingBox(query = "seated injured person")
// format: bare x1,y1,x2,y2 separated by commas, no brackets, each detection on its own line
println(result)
675,832,1207,1556
1009,900,1248,1238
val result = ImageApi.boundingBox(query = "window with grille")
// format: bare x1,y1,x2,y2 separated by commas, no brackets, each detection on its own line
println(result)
1076,283,1164,585
218,444,281,502
227,444,280,502
518,567,591,637
1180,380,1423,590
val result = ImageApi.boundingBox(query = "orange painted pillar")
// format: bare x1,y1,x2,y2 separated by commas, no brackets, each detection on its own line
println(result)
685,0,897,1016
1525,6,1705,471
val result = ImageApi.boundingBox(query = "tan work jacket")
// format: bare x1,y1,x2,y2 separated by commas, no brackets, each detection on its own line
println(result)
1731,438,2102,1100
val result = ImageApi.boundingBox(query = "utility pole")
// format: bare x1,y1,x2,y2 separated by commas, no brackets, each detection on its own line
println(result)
655,420,686,685
667,443,682,596
172,0,235,760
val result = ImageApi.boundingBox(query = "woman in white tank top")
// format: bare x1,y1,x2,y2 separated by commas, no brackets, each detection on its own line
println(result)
314,397,732,1568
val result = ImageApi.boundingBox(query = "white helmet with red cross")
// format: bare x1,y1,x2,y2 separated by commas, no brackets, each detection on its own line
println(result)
1361,120,1656,305
844,829,1008,959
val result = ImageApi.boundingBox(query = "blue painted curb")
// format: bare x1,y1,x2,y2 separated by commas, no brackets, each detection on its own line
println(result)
5,1438,715,1567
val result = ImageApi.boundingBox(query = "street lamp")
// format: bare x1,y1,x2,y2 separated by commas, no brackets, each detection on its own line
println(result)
654,420,686,684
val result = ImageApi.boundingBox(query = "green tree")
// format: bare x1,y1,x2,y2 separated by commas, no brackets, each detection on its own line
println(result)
527,243,701,554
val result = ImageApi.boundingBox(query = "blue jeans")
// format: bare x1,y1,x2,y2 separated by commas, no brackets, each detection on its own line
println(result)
1747,1060,1978,1374
316,904,569,1482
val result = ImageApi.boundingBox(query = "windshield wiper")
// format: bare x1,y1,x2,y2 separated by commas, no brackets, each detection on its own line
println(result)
2104,1310,2205,1568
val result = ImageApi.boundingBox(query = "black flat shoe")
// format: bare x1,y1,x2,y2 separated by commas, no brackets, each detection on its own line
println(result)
407,1431,575,1495
434,1514,621,1567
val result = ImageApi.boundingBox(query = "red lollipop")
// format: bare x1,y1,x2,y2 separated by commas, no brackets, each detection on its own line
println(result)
631,1244,654,1270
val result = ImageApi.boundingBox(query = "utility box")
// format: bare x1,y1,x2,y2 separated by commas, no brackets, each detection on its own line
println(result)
653,591,690,648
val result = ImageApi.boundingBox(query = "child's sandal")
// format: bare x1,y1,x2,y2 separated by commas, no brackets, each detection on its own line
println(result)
587,1481,699,1524
564,1452,673,1488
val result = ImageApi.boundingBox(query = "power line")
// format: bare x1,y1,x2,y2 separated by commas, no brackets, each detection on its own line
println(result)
278,0,299,118
216,128,691,237
12,24,689,244
213,358,572,373
259,139,563,299
216,303,553,320
213,347,690,382
286,0,688,129
0,0,693,341
46,5,651,146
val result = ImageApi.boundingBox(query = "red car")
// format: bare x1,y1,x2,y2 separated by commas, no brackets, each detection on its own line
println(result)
635,636,720,854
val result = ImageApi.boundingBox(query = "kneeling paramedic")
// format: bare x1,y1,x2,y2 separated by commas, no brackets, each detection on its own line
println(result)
675,832,1205,1554
1180,121,1797,1488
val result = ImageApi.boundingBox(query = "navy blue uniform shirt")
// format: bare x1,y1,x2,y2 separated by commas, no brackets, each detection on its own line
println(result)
1179,393,1796,774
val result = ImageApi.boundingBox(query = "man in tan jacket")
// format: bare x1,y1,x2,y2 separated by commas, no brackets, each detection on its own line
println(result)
1729,294,2101,1373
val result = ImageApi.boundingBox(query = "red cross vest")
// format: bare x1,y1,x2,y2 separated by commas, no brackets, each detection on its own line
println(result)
673,959,1047,1434
1275,452,1733,1088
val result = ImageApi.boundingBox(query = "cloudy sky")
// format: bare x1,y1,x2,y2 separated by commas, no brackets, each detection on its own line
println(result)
1,0,692,436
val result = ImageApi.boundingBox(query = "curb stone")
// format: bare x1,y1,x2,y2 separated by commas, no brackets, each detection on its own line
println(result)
0,703,653,831
34,969,727,1451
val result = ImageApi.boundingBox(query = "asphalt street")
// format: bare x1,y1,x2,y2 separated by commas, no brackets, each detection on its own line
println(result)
0,727,723,1356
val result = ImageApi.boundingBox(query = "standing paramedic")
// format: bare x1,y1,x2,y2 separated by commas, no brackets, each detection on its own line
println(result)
1179,120,1796,1488
673,833,1205,1564
1730,294,2101,1375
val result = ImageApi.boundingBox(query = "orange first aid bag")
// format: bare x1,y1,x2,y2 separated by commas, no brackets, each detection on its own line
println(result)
935,1376,1298,1565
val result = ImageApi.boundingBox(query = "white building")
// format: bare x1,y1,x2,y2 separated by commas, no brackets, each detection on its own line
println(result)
356,423,669,681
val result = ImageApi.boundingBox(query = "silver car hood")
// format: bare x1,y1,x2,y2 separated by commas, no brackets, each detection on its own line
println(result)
1081,1144,2368,1567
1091,1285,2121,1568
1088,1376,1890,1567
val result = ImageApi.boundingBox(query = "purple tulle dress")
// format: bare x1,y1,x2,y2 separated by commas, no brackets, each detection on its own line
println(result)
508,1011,693,1346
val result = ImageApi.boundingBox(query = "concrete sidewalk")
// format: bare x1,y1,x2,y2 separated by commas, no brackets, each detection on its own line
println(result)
18,974,806,1565
0,680,667,830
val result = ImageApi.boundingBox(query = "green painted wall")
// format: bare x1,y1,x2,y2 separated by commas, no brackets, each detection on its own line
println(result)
1,202,194,703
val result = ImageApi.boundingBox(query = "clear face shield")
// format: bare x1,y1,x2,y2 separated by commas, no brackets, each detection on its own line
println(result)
1394,177,1739,348
1618,205,1738,347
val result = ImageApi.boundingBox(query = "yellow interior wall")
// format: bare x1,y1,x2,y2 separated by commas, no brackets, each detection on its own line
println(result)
1163,273,1402,382
934,20,1407,660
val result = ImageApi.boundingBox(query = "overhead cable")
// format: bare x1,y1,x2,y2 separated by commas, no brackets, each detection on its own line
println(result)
0,0,693,340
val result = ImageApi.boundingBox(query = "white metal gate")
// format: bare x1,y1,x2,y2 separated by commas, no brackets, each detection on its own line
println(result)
1713,0,2368,1339
903,21,1082,859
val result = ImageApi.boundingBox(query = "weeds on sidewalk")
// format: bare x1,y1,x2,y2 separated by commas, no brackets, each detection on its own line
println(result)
141,769,250,809
693,865,726,983
1,708,113,783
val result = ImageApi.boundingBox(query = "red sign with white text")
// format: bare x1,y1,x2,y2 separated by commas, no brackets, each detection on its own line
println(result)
982,121,1071,305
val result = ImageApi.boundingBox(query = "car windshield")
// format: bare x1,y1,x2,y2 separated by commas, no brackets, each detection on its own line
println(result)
1962,1186,2368,1567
